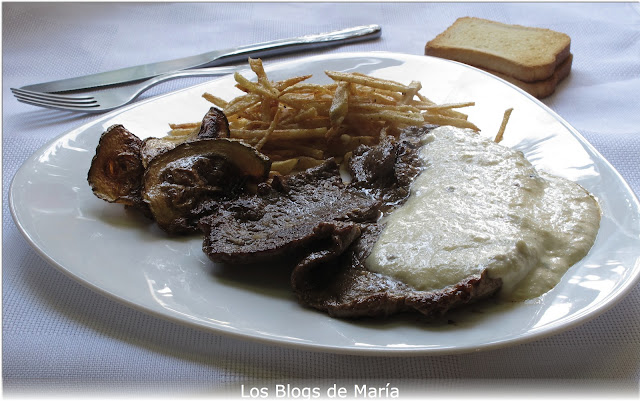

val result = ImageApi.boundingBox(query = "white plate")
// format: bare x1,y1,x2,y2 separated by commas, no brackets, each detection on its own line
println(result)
10,52,640,355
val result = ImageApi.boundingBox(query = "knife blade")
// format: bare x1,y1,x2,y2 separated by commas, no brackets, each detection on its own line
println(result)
21,25,381,93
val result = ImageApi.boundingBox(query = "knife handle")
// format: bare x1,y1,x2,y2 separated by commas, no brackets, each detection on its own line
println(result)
19,25,382,93
201,24,382,68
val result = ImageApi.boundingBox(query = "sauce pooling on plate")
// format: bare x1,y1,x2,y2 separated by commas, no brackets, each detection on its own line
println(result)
365,126,601,301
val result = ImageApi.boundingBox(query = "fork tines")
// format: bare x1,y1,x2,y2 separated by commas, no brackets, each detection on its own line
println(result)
11,88,99,111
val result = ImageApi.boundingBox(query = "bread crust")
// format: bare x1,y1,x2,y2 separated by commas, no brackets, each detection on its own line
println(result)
425,17,571,82
483,53,573,99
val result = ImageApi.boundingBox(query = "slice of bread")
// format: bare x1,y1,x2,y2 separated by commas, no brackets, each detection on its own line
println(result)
425,17,571,82
482,53,573,99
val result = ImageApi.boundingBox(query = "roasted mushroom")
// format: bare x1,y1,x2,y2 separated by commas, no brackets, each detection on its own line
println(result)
141,137,177,169
88,108,251,230
87,124,147,212
139,107,230,168
143,138,271,234
197,107,231,139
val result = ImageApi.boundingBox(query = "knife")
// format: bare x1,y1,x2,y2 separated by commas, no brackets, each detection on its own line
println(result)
21,25,381,93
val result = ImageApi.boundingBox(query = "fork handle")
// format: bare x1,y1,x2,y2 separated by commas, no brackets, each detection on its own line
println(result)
134,66,244,92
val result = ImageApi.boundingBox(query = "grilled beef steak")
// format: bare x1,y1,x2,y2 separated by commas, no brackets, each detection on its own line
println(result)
200,159,380,264
200,125,502,319
291,126,502,318
348,126,426,204
292,222,502,318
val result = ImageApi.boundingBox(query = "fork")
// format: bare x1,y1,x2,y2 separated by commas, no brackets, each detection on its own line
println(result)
11,66,242,113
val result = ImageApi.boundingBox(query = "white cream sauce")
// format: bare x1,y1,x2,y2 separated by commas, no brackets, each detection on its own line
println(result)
365,126,601,301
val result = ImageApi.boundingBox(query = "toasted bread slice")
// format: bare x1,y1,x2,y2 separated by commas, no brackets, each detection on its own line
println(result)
483,53,573,99
425,17,571,82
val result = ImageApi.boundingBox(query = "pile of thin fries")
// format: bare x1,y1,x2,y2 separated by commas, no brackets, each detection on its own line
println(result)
169,58,480,176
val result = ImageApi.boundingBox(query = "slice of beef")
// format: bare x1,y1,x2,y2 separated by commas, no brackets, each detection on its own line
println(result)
347,126,426,204
200,159,380,264
292,125,502,319
292,223,502,319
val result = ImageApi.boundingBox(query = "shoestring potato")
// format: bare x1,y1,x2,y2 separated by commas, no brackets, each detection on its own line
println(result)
168,58,484,176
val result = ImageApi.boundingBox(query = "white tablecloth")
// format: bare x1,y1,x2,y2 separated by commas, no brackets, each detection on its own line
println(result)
3,2,640,399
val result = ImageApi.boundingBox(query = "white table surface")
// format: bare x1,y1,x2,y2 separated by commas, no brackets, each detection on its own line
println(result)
3,2,640,399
